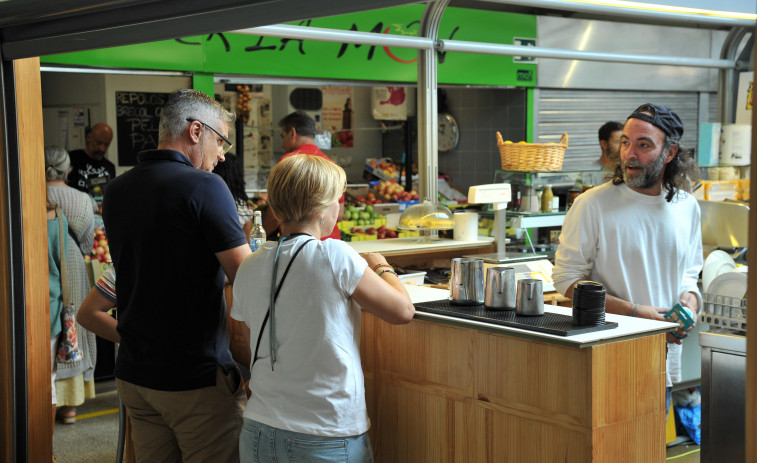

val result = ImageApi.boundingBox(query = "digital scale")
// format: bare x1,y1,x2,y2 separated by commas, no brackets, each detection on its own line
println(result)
463,183,556,292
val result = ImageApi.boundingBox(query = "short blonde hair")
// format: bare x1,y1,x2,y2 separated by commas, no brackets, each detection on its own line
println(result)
268,154,346,225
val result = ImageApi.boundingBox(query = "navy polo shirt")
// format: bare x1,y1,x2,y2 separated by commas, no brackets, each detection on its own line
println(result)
103,149,247,391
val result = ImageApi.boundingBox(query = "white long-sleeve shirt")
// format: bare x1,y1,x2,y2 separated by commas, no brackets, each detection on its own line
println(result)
552,181,703,385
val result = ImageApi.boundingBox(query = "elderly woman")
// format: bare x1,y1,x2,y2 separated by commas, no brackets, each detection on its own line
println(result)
45,145,97,424
231,154,414,462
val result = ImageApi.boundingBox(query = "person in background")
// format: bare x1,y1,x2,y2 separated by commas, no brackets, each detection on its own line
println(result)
45,146,97,425
582,121,624,187
102,89,251,462
67,122,116,209
597,120,623,169
47,199,68,462
213,152,255,238
552,103,702,418
260,110,344,240
77,263,118,344
232,154,414,463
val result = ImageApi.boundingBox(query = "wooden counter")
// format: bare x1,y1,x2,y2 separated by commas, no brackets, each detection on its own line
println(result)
360,286,677,462
348,237,495,268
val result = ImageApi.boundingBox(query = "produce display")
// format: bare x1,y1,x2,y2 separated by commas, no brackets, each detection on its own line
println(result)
349,225,398,239
85,227,111,263
375,180,419,202
364,157,418,183
343,204,380,225
348,191,383,206
367,159,400,179
398,214,455,230
236,85,251,124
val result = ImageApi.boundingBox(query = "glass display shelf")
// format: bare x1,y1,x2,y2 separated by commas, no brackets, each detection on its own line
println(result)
477,208,566,228
494,169,605,188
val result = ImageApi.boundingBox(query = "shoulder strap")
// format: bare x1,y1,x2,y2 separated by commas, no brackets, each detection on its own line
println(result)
252,238,313,365
67,223,82,251
56,207,72,307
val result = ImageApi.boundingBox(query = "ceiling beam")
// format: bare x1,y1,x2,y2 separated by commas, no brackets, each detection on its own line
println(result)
0,0,422,60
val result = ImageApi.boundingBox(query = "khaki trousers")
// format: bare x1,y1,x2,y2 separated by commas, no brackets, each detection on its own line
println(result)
117,366,246,463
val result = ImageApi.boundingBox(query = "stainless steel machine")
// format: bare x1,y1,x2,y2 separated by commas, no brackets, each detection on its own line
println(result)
699,330,746,462
698,199,749,462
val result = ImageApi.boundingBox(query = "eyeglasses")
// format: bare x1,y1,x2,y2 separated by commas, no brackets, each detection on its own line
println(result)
186,118,233,155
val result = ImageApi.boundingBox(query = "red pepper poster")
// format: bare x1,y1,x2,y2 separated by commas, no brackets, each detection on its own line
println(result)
322,86,354,147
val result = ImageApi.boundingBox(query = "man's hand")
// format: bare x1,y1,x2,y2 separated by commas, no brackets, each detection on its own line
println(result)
635,304,683,345
679,291,699,327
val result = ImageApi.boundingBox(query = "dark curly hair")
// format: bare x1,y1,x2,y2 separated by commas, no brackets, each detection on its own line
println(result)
611,135,699,202
213,153,248,203
598,121,623,143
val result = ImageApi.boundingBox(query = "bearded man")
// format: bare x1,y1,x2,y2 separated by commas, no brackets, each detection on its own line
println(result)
552,103,703,416
67,122,116,198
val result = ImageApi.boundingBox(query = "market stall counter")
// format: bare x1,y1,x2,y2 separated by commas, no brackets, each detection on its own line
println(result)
360,285,678,462
347,236,495,268
225,240,676,462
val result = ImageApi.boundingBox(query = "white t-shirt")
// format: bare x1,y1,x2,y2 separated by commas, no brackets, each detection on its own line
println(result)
231,235,369,436
552,181,703,386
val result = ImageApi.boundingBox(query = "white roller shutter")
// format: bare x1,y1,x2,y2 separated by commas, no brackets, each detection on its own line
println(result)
534,89,708,170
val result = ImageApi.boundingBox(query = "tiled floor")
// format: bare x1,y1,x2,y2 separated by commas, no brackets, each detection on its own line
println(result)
54,379,121,463
667,441,701,462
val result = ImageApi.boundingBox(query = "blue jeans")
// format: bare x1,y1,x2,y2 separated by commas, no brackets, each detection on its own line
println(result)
240,418,374,463
666,386,672,420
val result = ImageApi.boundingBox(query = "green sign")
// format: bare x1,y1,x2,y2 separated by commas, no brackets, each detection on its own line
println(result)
42,5,536,87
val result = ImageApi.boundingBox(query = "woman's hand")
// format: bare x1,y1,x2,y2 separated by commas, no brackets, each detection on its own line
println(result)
353,253,415,325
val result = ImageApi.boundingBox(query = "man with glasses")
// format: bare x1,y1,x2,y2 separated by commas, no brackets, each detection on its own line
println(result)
102,89,251,462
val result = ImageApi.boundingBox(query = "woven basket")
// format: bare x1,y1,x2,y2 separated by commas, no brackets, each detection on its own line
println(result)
496,132,568,171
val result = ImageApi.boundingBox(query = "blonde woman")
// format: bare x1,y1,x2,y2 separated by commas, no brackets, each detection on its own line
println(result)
231,154,414,463
45,145,96,424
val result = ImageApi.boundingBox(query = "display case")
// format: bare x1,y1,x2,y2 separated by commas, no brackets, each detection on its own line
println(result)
492,169,605,229
494,169,600,189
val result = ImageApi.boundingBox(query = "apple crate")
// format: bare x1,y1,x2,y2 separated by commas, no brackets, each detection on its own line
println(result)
372,203,400,215
397,230,421,238
364,157,399,182
346,184,371,197
338,217,386,231
86,260,110,287
345,231,378,241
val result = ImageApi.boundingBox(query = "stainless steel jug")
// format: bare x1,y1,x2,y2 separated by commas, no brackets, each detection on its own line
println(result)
449,258,484,305
516,278,544,316
484,267,516,310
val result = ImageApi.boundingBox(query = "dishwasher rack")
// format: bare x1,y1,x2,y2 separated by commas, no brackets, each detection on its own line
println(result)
701,292,747,332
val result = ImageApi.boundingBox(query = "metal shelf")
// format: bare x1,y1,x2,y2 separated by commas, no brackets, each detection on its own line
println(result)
510,212,566,229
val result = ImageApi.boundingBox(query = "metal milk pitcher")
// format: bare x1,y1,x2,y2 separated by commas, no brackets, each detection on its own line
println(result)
516,278,544,316
449,258,485,305
484,267,516,310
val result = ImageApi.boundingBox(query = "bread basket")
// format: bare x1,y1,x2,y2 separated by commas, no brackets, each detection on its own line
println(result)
496,132,568,171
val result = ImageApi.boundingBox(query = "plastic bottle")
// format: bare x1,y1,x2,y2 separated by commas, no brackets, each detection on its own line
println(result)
541,185,553,213
249,210,266,252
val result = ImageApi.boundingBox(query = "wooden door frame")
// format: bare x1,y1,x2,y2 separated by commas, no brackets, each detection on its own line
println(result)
0,24,755,463
0,57,50,463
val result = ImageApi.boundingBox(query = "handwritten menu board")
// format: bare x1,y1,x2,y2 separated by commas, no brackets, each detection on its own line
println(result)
115,91,169,166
